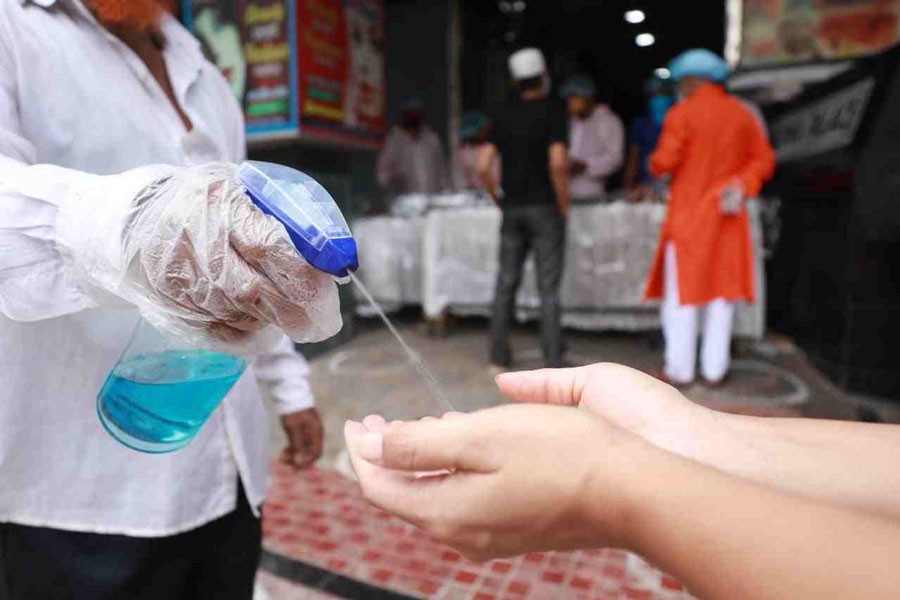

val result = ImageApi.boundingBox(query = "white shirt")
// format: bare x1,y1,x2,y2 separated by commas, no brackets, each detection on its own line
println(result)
454,143,500,193
376,125,448,195
568,104,625,200
0,0,315,537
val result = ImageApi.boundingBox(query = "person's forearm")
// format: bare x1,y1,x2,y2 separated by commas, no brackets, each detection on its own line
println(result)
598,439,900,600
664,412,900,522
477,167,496,200
550,166,569,214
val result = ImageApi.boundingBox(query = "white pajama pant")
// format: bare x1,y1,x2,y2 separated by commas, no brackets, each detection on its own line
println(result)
662,243,735,384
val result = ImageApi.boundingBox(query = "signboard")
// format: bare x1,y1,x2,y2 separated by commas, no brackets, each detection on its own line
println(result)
770,77,875,161
185,0,299,137
296,0,386,146
742,0,900,67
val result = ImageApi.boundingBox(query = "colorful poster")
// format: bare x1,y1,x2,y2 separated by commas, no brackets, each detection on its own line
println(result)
296,0,386,146
185,0,299,136
742,0,900,67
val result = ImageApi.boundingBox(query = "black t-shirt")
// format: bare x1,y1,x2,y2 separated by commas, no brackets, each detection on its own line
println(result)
489,97,568,208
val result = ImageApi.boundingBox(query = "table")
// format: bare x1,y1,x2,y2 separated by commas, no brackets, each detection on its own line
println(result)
352,201,766,339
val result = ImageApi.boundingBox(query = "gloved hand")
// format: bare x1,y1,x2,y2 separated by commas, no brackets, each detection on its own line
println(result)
69,162,342,352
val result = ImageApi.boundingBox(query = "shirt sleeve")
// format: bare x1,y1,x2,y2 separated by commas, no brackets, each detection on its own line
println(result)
252,334,316,414
0,26,170,321
376,127,400,190
735,110,776,197
583,112,625,179
648,105,687,177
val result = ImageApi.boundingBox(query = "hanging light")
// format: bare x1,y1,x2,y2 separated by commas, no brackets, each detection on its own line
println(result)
635,32,655,47
654,67,671,79
624,10,645,24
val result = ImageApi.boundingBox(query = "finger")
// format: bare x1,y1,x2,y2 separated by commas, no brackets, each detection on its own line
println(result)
344,422,443,526
279,447,302,471
292,450,317,469
362,414,387,432
495,368,590,407
304,417,324,460
344,420,384,464
228,200,320,301
381,418,495,474
228,198,336,333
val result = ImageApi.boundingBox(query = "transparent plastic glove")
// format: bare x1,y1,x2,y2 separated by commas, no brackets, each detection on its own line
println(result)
719,179,745,215
91,163,341,353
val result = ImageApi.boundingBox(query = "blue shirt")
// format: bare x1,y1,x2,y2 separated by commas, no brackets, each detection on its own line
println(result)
628,115,662,184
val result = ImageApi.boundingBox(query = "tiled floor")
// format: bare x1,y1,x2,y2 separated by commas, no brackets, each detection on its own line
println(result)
257,570,342,600
260,463,695,600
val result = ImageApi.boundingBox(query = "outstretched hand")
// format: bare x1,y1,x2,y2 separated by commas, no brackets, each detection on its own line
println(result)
496,363,716,460
344,405,638,560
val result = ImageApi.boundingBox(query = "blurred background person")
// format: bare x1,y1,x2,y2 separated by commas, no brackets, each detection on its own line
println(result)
623,74,674,202
0,1,332,598
454,110,499,195
376,95,448,195
643,49,775,387
478,47,569,372
559,74,624,203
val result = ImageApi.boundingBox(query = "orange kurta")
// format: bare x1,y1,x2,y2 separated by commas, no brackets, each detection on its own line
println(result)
644,83,775,305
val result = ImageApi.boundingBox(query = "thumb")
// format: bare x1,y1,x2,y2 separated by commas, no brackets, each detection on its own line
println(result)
381,417,493,474
495,368,589,407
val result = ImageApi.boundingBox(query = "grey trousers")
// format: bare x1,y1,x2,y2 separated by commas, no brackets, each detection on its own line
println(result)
490,205,566,367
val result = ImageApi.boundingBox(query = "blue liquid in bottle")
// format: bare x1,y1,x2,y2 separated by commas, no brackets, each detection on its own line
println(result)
97,350,246,453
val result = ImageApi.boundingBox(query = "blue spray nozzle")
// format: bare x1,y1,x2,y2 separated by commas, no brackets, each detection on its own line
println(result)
237,161,359,277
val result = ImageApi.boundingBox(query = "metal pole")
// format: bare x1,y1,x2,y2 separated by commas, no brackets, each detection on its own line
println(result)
448,0,462,189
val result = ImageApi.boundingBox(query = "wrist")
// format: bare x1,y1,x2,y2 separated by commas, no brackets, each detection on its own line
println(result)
579,431,658,550
57,165,173,300
642,401,723,465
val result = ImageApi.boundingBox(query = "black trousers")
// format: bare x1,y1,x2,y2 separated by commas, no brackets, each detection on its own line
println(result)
0,482,261,600
490,205,566,367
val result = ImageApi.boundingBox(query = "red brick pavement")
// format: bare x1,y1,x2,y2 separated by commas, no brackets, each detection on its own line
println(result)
262,463,696,599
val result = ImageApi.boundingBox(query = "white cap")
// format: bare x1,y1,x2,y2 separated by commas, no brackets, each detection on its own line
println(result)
508,48,546,80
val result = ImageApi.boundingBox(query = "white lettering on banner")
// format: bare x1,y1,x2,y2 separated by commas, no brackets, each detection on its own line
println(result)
771,78,875,162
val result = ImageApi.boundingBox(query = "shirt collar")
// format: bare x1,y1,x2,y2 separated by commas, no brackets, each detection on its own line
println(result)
20,0,58,6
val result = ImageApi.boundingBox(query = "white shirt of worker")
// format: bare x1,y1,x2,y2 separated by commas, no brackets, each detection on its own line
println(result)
0,1,315,536
567,104,625,200
376,125,448,194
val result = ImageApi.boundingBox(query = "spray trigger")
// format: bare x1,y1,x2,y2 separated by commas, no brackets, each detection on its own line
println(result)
237,161,359,277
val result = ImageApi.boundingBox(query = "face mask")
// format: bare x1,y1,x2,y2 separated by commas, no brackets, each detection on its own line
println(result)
648,94,673,126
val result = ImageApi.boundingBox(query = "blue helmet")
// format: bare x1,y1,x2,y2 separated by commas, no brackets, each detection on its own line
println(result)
668,49,729,83
559,74,597,99
458,111,489,141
